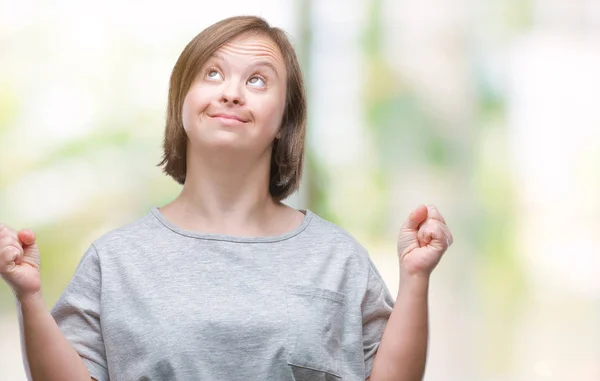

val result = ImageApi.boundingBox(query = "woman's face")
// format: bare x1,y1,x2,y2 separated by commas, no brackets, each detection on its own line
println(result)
182,33,287,156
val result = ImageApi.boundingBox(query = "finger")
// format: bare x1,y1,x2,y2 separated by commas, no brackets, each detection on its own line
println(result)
18,229,36,246
417,219,437,245
402,205,428,231
444,225,454,246
418,220,449,249
0,236,24,264
0,224,18,239
438,223,453,247
426,204,446,224
0,235,22,251
0,245,23,268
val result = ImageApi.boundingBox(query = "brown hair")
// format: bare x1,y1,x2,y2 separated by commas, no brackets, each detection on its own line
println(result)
158,16,306,201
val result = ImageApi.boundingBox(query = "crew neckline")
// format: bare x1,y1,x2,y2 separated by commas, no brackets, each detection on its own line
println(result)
149,206,314,243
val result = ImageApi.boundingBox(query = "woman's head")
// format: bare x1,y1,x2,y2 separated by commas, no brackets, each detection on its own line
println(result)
159,16,306,202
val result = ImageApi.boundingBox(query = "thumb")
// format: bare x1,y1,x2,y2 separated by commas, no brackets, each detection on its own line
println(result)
401,205,428,231
18,229,37,247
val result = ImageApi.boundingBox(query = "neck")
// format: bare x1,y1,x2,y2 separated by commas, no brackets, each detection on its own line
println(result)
165,146,285,234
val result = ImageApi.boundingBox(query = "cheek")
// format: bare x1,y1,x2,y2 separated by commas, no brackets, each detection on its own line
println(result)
182,87,211,129
253,96,286,133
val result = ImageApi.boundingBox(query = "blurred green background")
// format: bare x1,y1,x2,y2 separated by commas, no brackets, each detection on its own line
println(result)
1,0,599,380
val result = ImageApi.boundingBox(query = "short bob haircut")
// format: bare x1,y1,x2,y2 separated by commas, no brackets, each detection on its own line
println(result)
158,16,306,202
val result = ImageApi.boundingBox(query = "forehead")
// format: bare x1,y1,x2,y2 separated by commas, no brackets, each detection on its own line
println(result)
212,33,285,71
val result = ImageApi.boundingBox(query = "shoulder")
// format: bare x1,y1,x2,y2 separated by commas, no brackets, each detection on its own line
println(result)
90,208,160,253
302,210,373,263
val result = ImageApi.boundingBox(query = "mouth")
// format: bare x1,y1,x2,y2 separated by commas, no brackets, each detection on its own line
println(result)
208,113,248,124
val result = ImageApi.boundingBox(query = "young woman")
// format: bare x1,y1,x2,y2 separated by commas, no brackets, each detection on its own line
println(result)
0,16,453,381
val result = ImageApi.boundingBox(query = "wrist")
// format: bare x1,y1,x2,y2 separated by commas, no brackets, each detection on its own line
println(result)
399,266,432,281
398,269,431,292
16,290,44,307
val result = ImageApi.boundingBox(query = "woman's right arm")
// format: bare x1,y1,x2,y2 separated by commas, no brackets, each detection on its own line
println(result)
0,224,93,381
17,293,92,381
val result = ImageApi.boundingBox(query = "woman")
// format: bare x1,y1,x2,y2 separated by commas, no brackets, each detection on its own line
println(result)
0,16,453,381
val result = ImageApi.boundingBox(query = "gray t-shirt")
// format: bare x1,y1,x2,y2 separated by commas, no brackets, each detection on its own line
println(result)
51,207,395,381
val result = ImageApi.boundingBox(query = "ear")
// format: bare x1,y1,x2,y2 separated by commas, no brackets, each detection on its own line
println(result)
275,126,283,140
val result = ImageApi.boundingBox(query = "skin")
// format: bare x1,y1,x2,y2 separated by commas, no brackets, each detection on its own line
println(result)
0,32,454,381
0,33,305,381
160,32,305,237
0,226,92,381
368,204,454,381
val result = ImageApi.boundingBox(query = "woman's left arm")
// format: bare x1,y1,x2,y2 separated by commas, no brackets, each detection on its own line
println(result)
368,204,453,381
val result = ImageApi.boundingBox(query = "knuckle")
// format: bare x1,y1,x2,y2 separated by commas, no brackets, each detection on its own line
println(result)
0,226,16,238
0,246,16,259
6,243,21,253
0,237,19,250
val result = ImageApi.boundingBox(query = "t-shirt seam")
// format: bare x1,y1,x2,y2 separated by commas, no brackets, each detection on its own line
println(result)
90,243,103,307
325,228,379,273
81,352,109,380
364,352,376,379
351,241,387,293
149,208,314,243
89,243,107,369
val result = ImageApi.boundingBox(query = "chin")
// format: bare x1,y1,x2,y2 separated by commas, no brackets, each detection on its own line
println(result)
198,131,248,151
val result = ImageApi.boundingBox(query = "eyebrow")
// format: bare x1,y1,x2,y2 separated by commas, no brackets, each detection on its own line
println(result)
252,61,280,78
210,54,281,79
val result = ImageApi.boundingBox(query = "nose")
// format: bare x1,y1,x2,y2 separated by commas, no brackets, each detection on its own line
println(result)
220,80,245,106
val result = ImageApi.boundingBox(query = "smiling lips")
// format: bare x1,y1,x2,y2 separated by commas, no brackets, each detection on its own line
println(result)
209,113,248,125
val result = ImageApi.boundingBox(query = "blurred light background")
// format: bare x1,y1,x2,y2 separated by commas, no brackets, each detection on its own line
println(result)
1,0,599,380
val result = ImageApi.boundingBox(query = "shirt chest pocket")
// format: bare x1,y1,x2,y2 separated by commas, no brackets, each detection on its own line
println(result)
284,284,347,380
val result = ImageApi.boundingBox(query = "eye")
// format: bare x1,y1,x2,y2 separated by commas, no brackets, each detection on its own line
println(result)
247,75,266,88
206,68,223,81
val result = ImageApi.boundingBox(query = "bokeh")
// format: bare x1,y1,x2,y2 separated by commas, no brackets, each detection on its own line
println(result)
1,0,599,380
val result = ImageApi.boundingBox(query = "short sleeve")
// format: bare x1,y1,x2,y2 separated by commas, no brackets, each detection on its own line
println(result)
50,244,108,381
361,263,395,379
